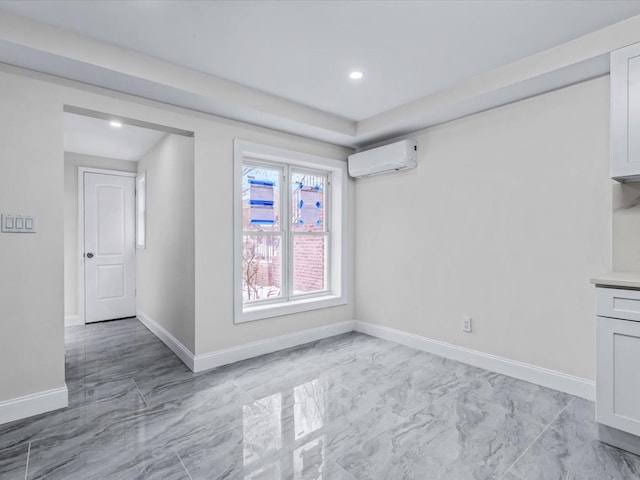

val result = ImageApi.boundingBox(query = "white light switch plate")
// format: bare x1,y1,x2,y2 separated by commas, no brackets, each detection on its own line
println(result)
2,214,37,233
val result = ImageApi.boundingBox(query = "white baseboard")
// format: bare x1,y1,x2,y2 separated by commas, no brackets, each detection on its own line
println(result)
0,386,68,425
136,309,196,371
193,320,356,373
354,321,595,400
64,315,83,327
137,310,354,374
133,312,593,400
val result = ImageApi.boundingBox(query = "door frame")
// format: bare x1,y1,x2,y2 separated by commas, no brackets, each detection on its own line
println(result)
77,167,138,325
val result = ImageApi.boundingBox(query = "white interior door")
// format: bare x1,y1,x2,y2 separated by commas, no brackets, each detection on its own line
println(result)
84,172,136,323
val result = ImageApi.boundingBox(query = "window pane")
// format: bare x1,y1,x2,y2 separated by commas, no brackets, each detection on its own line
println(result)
293,235,326,295
291,171,326,232
243,235,282,302
243,165,280,232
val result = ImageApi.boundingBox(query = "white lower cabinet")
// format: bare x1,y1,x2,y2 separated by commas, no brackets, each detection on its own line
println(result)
597,315,640,436
596,287,640,454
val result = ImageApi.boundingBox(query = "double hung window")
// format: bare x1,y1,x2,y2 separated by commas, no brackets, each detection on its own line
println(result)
234,141,346,323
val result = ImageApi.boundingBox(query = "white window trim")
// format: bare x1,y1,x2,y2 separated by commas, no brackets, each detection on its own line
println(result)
234,140,348,323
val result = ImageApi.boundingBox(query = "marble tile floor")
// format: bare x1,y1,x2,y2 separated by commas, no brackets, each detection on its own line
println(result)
1,318,640,479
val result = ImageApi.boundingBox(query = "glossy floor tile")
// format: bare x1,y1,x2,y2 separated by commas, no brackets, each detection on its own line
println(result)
507,398,640,480
0,443,28,480
0,318,639,479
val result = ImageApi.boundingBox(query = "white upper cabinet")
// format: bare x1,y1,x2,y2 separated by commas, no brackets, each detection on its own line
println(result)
611,42,640,181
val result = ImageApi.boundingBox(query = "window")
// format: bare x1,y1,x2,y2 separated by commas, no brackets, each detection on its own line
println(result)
234,140,347,323
136,171,146,248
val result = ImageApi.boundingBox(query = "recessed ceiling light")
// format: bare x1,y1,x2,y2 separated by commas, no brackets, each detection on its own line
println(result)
109,120,123,128
349,71,364,80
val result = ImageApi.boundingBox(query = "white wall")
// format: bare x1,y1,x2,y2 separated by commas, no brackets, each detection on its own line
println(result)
354,77,611,381
63,152,137,319
136,134,196,351
0,63,353,406
0,70,65,401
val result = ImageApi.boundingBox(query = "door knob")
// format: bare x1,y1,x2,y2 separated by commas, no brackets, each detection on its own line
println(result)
86,252,94,258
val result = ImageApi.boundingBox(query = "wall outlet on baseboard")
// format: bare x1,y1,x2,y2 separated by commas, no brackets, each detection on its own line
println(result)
462,315,472,333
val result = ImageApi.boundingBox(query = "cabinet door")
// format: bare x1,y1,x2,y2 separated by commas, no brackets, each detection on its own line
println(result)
611,42,640,181
597,315,640,436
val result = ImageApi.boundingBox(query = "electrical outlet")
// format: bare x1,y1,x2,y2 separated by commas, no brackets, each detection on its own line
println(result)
462,315,472,333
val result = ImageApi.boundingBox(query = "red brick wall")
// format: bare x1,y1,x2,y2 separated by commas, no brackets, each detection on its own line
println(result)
293,236,324,292
246,236,324,297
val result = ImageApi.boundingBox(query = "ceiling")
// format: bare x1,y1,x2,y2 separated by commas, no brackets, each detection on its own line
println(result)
2,1,640,147
64,112,166,161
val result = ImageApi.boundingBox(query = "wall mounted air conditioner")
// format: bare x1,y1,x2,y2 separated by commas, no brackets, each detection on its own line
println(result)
348,139,417,178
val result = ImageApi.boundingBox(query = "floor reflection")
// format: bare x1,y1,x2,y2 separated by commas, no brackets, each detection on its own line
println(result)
243,392,282,466
242,378,328,479
294,379,325,440
294,436,325,479
244,461,281,480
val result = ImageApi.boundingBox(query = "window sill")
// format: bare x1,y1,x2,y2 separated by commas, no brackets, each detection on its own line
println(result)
236,294,347,323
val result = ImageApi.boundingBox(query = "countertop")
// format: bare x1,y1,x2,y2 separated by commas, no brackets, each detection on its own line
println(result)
591,271,640,289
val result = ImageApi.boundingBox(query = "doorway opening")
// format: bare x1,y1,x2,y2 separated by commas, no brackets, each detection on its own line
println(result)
63,107,194,326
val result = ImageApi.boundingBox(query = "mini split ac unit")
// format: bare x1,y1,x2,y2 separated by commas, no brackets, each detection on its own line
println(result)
348,139,417,178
